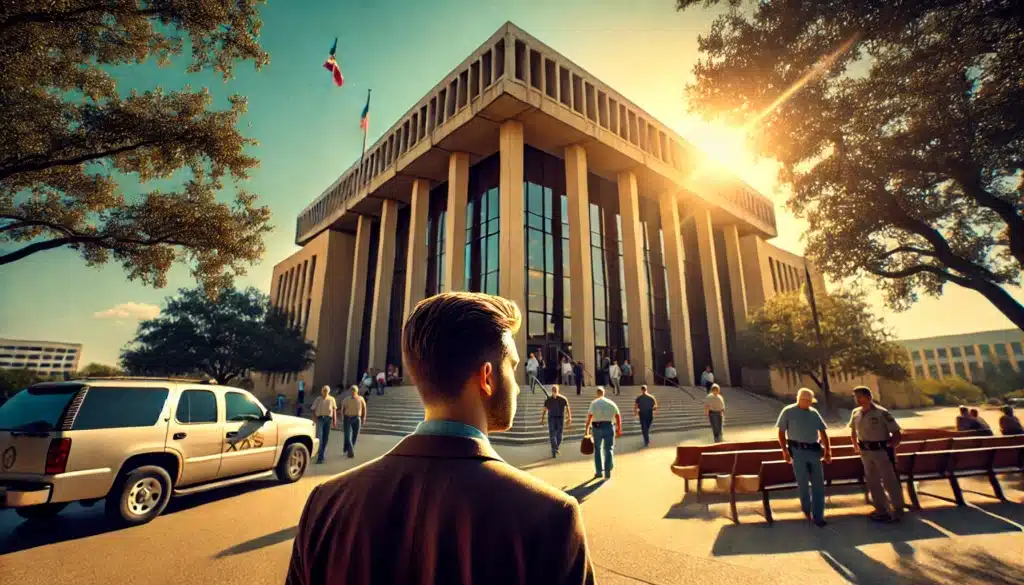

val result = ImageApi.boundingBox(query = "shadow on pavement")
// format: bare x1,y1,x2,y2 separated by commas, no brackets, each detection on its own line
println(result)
215,525,297,558
820,545,1024,585
564,478,605,503
0,479,280,555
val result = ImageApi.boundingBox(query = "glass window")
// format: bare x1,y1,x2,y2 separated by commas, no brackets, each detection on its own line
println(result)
936,348,947,358
954,363,966,377
995,344,1009,357
914,366,925,377
563,317,571,338
594,320,608,346
951,347,962,357
978,344,991,359
940,364,951,376
924,349,934,358
225,392,265,421
73,387,169,430
1012,342,1022,355
486,234,499,270
964,346,976,355
0,386,78,431
176,389,218,424
528,312,545,340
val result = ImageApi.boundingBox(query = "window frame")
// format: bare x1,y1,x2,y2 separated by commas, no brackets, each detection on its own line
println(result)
174,388,220,425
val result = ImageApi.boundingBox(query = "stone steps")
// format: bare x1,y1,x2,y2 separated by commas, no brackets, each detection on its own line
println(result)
355,385,783,445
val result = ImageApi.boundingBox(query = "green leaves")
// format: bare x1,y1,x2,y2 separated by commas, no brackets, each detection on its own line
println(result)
121,286,315,384
0,1,271,293
678,0,1024,331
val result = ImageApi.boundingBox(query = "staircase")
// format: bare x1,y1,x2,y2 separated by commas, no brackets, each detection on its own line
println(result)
359,385,785,445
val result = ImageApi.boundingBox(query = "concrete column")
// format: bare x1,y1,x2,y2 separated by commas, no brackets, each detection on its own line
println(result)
1005,343,1019,372
959,347,972,381
498,120,527,381
367,200,400,373
658,191,693,384
693,207,732,385
343,215,373,383
918,349,931,379
721,224,749,330
443,152,469,291
617,170,653,384
404,179,431,318
564,145,596,379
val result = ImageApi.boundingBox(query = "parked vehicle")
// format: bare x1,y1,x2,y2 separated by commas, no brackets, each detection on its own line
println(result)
0,378,318,525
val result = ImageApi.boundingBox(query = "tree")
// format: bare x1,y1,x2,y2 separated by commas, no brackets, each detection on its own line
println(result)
676,0,1024,330
1,1,273,291
121,286,314,384
0,368,45,402
76,363,124,378
738,289,909,411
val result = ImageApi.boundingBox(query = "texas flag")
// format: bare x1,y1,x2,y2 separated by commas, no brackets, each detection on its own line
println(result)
323,38,344,87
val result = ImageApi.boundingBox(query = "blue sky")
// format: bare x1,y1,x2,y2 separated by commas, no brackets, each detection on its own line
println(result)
1,0,1020,366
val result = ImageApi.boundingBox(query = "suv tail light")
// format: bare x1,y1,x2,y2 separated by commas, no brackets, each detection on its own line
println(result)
45,438,72,474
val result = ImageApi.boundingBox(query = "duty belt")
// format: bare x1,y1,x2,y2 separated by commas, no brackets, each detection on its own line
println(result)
858,440,890,451
787,440,822,451
591,421,611,427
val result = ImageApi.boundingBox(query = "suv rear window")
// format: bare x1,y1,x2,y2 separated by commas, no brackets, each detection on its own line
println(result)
0,386,80,432
72,387,169,430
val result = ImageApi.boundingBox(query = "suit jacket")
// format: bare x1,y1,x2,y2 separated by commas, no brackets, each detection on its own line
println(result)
286,434,595,585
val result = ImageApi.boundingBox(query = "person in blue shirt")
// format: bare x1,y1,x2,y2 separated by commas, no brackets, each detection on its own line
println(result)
775,387,833,527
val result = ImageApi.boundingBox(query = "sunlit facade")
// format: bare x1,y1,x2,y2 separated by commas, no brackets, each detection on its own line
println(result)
254,23,827,401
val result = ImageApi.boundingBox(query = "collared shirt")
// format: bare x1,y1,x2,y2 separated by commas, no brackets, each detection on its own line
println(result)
609,364,621,379
665,366,677,379
701,371,715,385
526,357,539,372
311,395,337,417
622,363,632,376
704,393,725,412
588,396,620,422
776,403,827,444
413,420,489,443
561,361,572,374
340,394,366,417
849,404,900,441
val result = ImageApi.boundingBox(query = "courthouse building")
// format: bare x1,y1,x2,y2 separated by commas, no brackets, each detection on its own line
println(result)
255,23,841,399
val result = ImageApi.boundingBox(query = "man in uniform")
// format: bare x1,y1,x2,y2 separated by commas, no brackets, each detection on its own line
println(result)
776,388,832,526
287,292,594,585
540,384,571,457
309,386,337,464
634,385,658,447
340,385,367,458
849,386,904,522
585,387,622,479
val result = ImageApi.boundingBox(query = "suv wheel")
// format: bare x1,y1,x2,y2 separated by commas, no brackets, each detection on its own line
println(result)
276,442,309,483
15,502,69,521
106,465,172,526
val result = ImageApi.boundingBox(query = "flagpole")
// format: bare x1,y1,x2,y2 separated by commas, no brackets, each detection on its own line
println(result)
804,261,831,412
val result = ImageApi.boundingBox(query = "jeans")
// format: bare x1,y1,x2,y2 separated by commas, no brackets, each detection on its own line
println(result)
592,422,615,477
342,416,361,454
316,416,332,461
376,380,385,396
527,370,538,391
790,447,826,522
575,375,582,395
639,412,654,446
610,376,621,395
547,417,564,455
708,411,724,442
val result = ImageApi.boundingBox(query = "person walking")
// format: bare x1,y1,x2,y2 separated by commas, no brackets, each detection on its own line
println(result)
634,385,659,447
361,371,373,398
704,383,726,442
525,352,539,389
700,365,714,391
561,357,573,385
573,360,584,395
776,388,832,527
375,368,387,396
584,387,623,480
540,384,571,458
850,386,905,523
601,355,611,386
998,405,1023,435
340,385,367,458
286,292,594,585
622,359,633,386
608,360,622,395
309,385,337,464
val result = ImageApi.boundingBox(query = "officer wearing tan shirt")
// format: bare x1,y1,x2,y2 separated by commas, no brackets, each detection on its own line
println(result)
849,386,904,522
310,387,337,464
340,385,367,458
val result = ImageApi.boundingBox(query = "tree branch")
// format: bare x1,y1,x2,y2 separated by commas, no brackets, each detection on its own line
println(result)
0,5,163,34
865,263,973,288
879,245,935,259
0,139,161,181
804,370,823,390
0,237,73,264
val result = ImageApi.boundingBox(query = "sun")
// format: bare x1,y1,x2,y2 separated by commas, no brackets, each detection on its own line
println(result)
674,118,778,195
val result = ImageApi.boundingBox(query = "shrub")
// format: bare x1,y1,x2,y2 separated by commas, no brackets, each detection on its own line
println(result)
878,378,934,409
917,376,986,405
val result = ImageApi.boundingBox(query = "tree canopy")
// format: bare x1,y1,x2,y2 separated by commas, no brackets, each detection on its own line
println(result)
738,289,909,409
121,286,314,384
0,1,272,291
676,0,1024,330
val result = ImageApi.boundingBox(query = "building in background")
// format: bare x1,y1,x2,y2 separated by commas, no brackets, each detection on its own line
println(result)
900,329,1024,383
0,338,82,376
255,22,827,402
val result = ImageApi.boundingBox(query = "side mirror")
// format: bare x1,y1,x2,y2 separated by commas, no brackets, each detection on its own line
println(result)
262,410,273,422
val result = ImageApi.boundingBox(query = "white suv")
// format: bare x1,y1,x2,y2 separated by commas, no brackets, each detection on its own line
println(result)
0,378,319,525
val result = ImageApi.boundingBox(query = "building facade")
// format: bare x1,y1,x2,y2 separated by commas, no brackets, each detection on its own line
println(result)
255,23,835,400
0,338,82,375
901,329,1024,383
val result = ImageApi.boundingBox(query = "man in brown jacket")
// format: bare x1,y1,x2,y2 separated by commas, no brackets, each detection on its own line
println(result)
286,292,595,585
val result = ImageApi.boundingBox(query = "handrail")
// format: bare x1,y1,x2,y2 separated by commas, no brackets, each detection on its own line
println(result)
528,375,551,398
557,349,595,386
646,366,698,400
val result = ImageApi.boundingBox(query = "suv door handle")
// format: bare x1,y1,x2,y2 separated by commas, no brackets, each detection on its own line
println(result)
172,432,187,440
226,431,238,438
